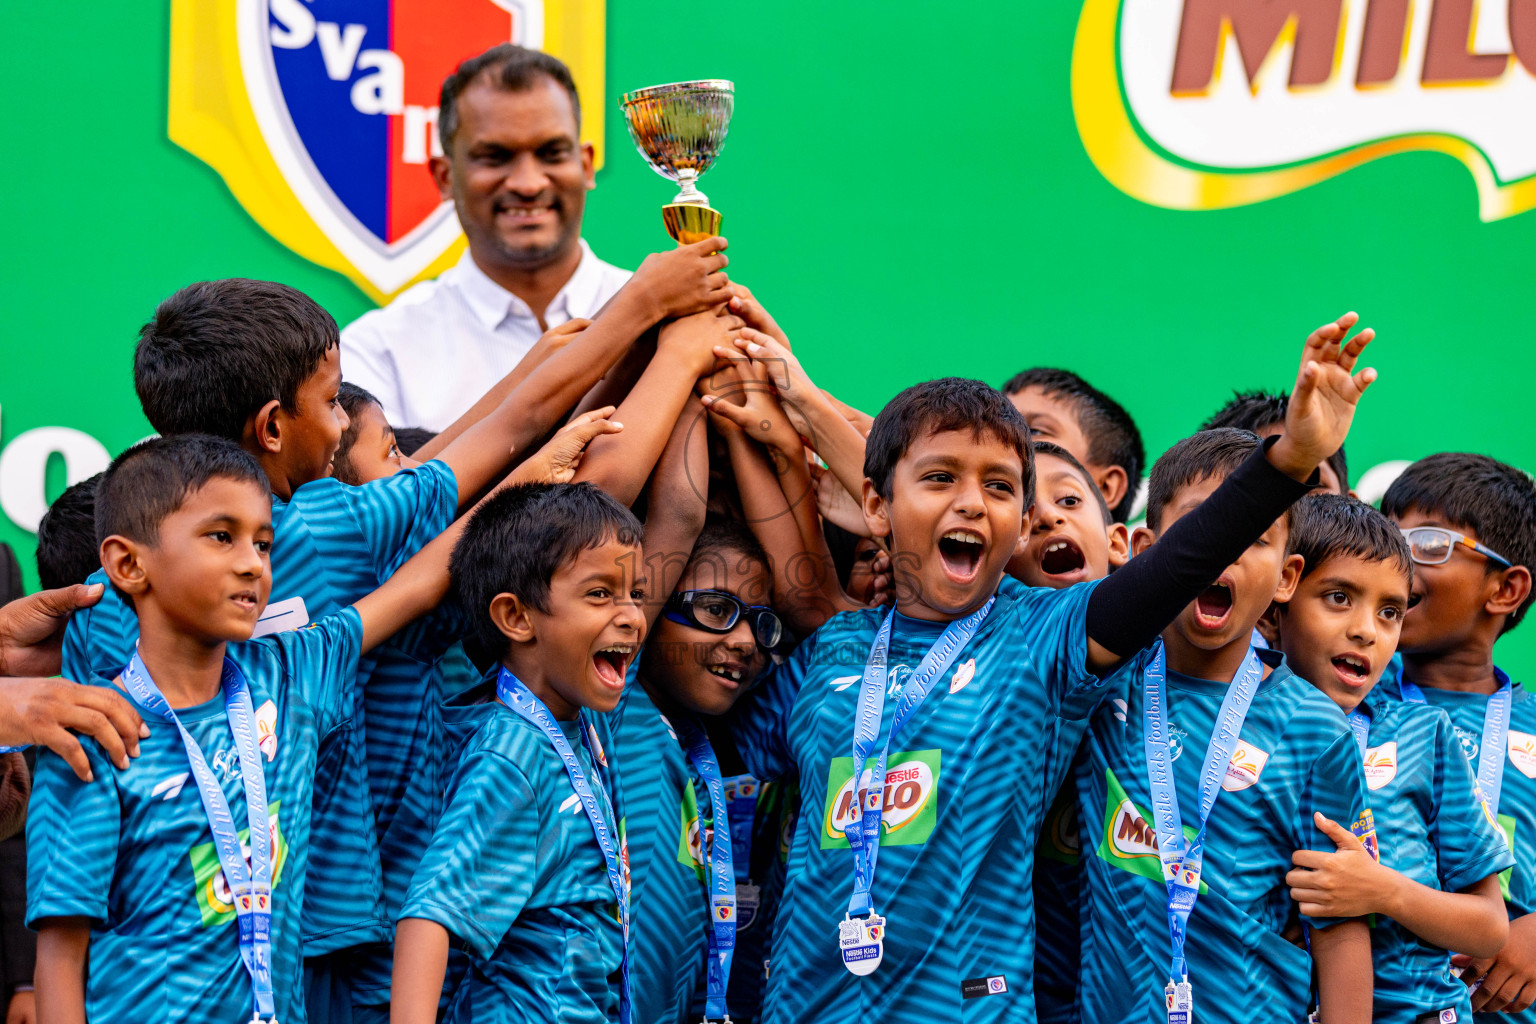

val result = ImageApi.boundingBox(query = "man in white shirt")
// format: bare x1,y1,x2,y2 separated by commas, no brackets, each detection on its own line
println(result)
341,45,632,431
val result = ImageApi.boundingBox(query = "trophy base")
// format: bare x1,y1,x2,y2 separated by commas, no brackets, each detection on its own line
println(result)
663,203,722,246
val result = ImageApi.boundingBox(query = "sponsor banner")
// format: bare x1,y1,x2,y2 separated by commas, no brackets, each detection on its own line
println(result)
820,749,941,850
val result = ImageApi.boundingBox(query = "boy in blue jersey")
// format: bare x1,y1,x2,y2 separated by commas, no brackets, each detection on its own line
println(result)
1274,493,1511,1022
1375,455,1536,1021
392,482,653,1024
63,254,736,1017
729,314,1378,1024
1076,428,1375,1024
26,435,470,1023
1007,442,1128,1024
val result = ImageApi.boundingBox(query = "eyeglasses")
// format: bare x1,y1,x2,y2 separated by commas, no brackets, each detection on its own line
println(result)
663,589,784,650
1398,526,1513,569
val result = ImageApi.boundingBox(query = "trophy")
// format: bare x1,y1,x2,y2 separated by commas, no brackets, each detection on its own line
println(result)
620,80,735,245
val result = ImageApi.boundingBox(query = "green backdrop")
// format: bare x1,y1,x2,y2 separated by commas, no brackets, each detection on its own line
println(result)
3,1,1533,667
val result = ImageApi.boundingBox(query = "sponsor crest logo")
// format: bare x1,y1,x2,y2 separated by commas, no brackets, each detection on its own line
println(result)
1455,725,1481,763
950,658,977,694
1363,741,1398,790
820,749,941,849
1222,740,1269,791
167,0,606,303
1072,0,1536,221
256,698,279,761
1509,730,1536,779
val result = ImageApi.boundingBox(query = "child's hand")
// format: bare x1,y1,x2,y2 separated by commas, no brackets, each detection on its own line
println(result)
1269,312,1378,481
720,328,823,441
516,407,623,485
1286,812,1397,918
811,462,872,538
659,308,746,378
726,283,790,349
1459,913,1536,1013
630,236,731,321
698,356,803,459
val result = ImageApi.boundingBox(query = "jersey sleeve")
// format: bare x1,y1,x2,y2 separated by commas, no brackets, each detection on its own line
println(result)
61,569,136,688
1428,712,1515,892
1010,579,1107,719
339,317,407,425
1295,729,1370,928
398,741,539,959
296,461,459,585
266,608,364,735
730,631,820,784
26,744,120,928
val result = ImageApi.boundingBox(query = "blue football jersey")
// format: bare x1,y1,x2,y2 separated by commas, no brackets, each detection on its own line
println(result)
1075,648,1369,1023
28,610,362,1023
1350,691,1512,1022
1033,749,1085,1024
731,576,1104,1024
400,684,625,1024
60,460,458,958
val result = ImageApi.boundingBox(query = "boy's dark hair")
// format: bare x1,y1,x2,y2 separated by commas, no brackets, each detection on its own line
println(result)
1201,389,1349,492
1381,453,1536,631
135,279,339,440
1288,493,1412,584
439,45,581,152
865,378,1033,504
1001,367,1145,524
450,482,643,652
680,516,772,602
36,472,104,590
96,435,270,549
1147,428,1277,534
333,382,382,486
1033,441,1112,526
392,427,436,457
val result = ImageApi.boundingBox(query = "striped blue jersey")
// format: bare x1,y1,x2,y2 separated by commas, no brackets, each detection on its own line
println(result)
1032,751,1085,1024
60,460,458,957
720,775,796,1024
731,576,1104,1024
1379,672,1536,1024
401,683,625,1024
28,610,362,1023
1074,648,1369,1023
1349,691,1512,1022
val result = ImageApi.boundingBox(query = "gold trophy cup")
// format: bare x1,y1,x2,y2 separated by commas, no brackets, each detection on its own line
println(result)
620,80,735,245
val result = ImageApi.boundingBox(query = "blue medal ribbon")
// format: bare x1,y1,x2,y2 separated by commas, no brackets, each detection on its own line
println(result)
121,651,276,1023
1142,642,1263,988
1400,669,1512,820
496,667,631,1024
847,598,994,920
723,776,757,883
675,716,737,1022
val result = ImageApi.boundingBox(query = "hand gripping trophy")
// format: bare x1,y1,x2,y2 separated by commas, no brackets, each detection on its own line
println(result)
620,80,734,245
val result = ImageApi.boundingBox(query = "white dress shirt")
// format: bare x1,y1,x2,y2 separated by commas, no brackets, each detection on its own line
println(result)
339,240,632,431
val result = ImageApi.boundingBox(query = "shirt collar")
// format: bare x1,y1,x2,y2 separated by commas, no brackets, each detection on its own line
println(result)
449,239,606,331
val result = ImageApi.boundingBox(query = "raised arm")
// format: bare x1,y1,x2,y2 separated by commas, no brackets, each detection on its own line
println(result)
429,237,730,509
639,398,710,631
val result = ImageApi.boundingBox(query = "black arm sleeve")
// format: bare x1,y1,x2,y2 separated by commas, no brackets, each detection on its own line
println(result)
1085,437,1317,658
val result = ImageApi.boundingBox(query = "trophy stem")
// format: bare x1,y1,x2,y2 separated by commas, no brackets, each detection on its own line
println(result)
671,168,711,208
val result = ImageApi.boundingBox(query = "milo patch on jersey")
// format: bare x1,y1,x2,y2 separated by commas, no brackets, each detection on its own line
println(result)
821,749,940,850
676,782,706,881
1096,771,1206,892
190,802,287,928
1037,784,1081,864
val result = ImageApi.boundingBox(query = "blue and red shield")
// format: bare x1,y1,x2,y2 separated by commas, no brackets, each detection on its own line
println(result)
169,0,605,302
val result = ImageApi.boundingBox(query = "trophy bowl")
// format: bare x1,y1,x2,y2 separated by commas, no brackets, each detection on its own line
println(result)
620,80,734,244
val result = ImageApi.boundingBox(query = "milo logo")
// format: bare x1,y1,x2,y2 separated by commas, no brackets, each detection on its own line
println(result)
1095,771,1207,892
190,802,287,927
820,749,941,850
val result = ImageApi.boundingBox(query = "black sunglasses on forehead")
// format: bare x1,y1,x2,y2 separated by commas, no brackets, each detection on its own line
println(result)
663,589,784,651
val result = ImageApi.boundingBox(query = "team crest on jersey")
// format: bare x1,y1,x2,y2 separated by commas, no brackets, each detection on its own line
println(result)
821,749,941,850
588,723,608,768
949,658,976,694
1455,726,1482,764
166,0,606,303
1509,730,1536,779
190,803,288,927
1221,740,1269,792
1363,741,1398,790
256,699,279,761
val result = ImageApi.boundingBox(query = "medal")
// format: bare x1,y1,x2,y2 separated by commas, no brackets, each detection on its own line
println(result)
1165,977,1193,1024
838,912,886,976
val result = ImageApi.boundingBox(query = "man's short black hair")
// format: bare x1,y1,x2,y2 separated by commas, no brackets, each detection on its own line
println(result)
392,427,436,457
1382,453,1536,632
1001,367,1144,524
1288,493,1412,584
439,45,581,152
96,435,269,550
36,472,104,590
1032,441,1112,526
1201,389,1349,493
333,382,382,486
450,482,643,653
135,279,338,440
1147,428,1272,534
865,378,1033,504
